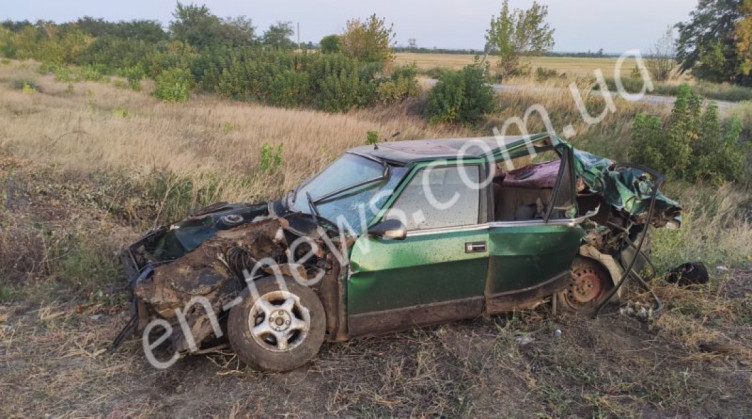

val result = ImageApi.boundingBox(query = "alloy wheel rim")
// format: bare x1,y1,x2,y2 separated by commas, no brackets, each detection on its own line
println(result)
248,290,310,352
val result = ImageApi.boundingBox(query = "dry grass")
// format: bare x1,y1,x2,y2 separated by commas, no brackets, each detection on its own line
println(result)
0,61,469,205
2,59,752,417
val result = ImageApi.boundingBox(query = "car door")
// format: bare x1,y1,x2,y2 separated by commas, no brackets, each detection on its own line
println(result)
485,146,586,312
346,162,490,336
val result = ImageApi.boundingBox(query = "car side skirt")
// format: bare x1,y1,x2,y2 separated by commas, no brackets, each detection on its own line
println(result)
485,270,570,314
347,296,485,337
346,270,571,337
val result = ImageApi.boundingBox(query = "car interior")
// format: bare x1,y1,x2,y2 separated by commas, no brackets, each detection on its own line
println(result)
492,157,562,222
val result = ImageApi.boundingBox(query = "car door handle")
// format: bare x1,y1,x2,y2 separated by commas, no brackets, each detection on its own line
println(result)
465,241,487,253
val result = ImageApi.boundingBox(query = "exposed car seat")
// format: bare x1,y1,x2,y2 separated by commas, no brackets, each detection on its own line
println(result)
493,183,553,221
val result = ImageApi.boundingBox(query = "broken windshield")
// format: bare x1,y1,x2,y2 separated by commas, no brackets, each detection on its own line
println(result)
290,153,407,234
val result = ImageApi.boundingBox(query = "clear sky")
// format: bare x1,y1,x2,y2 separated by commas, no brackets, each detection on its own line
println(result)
3,0,698,53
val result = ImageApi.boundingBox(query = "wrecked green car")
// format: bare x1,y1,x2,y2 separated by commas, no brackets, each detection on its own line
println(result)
116,133,681,371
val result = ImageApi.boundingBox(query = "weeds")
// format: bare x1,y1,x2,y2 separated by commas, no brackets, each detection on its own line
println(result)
259,143,284,172
365,130,379,145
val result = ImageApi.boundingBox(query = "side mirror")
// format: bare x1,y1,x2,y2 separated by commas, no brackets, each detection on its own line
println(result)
368,219,407,240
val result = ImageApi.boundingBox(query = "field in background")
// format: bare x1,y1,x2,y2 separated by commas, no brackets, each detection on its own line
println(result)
1,60,752,416
396,52,631,77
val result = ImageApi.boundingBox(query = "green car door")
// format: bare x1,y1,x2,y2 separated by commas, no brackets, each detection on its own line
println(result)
347,162,490,336
485,146,586,312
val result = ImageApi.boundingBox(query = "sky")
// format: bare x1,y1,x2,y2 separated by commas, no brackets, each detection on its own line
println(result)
3,0,699,53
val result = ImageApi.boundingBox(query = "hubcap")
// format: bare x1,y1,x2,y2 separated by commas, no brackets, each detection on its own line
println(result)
567,267,604,304
248,290,310,352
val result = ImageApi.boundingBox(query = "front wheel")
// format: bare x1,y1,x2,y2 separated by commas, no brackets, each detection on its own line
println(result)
556,256,612,314
227,276,326,372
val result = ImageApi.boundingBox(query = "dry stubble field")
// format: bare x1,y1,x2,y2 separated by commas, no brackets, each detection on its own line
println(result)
395,52,631,78
1,60,752,417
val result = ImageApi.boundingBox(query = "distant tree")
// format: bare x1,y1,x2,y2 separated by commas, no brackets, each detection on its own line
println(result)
340,14,395,65
320,34,340,53
262,21,295,49
676,0,752,86
1,20,32,32
647,26,677,81
737,0,752,77
169,2,254,50
75,17,166,43
485,0,555,78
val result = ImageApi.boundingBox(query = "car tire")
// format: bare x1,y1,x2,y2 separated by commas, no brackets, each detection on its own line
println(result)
227,276,326,372
556,256,612,314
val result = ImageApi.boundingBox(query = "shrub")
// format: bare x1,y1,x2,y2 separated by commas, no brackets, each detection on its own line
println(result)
153,67,192,102
265,69,310,108
425,65,495,124
378,64,420,103
631,84,746,184
121,65,145,91
310,54,371,112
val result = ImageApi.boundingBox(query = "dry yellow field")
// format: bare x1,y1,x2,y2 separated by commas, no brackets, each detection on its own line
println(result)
396,52,632,78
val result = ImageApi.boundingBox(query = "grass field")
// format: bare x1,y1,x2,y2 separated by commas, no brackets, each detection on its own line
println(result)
2,60,752,416
396,52,632,78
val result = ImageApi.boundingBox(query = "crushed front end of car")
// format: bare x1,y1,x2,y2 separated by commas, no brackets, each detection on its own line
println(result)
569,147,681,308
114,201,347,355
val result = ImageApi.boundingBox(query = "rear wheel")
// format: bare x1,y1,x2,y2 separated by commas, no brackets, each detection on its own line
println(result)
557,257,612,314
228,276,326,372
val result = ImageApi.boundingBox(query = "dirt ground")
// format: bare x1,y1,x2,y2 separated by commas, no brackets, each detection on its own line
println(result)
2,285,752,418
1,153,752,418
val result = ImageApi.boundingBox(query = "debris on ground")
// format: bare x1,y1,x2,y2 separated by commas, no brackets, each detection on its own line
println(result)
667,262,710,286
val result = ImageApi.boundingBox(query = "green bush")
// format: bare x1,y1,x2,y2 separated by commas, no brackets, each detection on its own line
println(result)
631,84,745,184
266,69,310,108
153,67,193,102
425,65,495,124
378,64,420,103
121,65,145,91
310,53,374,112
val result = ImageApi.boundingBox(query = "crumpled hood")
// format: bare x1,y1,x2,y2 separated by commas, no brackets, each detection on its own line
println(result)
572,148,681,227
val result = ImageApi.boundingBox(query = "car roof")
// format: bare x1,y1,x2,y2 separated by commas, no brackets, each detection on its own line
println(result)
348,133,565,165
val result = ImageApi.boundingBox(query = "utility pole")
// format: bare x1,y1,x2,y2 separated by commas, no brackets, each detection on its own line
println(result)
297,22,301,51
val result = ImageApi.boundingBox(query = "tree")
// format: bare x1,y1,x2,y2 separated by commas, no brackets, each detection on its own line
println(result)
676,0,752,85
737,0,752,77
340,14,395,66
486,0,554,78
320,34,340,53
647,26,677,81
170,2,254,50
262,21,295,49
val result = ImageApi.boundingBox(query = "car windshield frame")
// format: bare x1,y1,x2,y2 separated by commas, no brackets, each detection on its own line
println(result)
288,153,408,235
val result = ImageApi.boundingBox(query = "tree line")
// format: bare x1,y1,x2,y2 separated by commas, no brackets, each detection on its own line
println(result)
0,3,419,110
